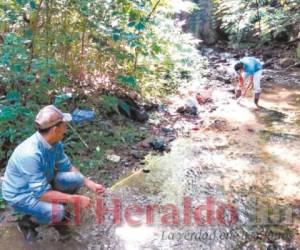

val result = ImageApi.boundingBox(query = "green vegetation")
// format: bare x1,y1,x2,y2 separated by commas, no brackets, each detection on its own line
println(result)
212,0,300,44
0,0,204,168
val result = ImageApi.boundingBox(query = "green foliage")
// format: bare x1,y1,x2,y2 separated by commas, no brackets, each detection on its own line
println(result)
0,0,205,168
101,96,121,115
213,0,300,44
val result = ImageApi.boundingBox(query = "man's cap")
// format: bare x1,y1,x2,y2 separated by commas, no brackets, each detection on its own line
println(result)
35,105,72,129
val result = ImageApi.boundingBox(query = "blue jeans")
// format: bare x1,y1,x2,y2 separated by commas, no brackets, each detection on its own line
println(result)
13,172,84,225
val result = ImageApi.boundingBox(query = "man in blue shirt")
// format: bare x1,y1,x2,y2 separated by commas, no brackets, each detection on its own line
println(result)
234,56,263,107
2,105,105,241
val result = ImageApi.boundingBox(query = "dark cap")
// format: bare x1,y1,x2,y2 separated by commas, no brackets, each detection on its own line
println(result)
35,105,72,129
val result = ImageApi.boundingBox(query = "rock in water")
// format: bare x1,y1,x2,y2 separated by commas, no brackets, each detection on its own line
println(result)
131,150,144,159
185,106,198,116
149,137,165,151
176,98,198,116
177,106,197,115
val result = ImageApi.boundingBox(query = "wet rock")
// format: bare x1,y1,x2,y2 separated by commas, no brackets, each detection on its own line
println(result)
264,75,274,81
262,50,274,60
143,102,159,111
232,53,241,59
224,78,231,84
148,118,160,126
214,137,229,149
138,138,152,149
176,106,186,114
215,75,229,83
279,58,296,68
184,106,197,115
149,137,165,151
142,168,151,173
106,154,121,163
210,119,228,131
202,48,214,56
177,99,198,116
208,105,217,113
209,55,219,61
168,136,177,142
216,58,227,64
116,94,149,122
161,127,174,134
264,59,275,69
196,93,212,105
131,150,144,159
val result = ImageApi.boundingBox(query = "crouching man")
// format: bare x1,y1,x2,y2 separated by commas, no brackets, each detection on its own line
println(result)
2,105,105,241
234,56,263,108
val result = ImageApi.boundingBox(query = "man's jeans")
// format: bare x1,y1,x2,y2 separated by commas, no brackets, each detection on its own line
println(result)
13,172,84,225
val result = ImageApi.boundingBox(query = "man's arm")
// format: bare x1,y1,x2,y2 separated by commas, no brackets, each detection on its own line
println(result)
242,76,253,97
70,166,105,194
40,190,91,208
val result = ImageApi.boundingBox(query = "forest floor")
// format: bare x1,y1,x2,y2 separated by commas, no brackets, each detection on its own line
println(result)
0,44,300,250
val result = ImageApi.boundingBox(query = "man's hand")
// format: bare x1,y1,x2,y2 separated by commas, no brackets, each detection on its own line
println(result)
70,195,92,209
85,179,105,194
70,166,106,194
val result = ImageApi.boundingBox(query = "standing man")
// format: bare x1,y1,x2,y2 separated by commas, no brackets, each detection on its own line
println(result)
234,56,263,107
2,105,105,241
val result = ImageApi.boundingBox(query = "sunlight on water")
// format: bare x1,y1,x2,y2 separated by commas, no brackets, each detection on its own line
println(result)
115,218,155,250
265,144,300,167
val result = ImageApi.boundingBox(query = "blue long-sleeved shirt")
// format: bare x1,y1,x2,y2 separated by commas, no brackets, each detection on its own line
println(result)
2,132,71,206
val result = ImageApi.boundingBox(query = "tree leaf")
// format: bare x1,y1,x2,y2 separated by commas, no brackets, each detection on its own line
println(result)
128,21,136,27
30,0,36,9
117,75,137,88
135,22,145,31
6,91,21,102
12,64,22,73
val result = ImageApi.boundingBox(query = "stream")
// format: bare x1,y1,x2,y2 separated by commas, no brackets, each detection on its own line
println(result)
1,50,300,250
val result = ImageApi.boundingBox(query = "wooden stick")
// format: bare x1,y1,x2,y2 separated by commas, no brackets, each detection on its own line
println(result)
67,123,89,149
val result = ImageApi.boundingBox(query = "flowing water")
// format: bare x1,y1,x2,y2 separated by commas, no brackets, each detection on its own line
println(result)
1,51,300,250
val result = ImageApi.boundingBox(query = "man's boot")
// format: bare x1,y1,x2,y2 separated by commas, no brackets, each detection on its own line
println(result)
17,215,41,241
254,93,260,107
53,209,73,242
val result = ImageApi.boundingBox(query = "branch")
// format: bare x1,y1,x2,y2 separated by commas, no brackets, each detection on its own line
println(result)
146,0,161,21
